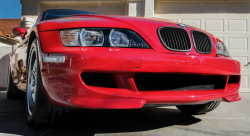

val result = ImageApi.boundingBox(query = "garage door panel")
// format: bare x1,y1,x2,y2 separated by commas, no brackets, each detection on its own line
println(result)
155,0,250,14
240,75,249,88
204,2,224,13
43,4,125,15
181,19,201,28
181,2,200,13
227,19,247,32
155,2,178,14
43,5,64,9
155,0,250,92
204,19,224,32
232,57,248,70
64,6,83,10
84,6,98,12
217,37,224,42
170,19,178,22
227,1,248,13
228,38,248,51
102,6,125,15
84,5,124,15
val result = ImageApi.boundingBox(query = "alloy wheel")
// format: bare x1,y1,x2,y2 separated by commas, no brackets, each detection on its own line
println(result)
27,50,37,116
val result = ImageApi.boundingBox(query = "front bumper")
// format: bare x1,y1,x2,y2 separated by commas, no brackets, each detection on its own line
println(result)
40,47,241,109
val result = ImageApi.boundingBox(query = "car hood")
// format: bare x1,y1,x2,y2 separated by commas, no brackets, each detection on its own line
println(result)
37,14,208,33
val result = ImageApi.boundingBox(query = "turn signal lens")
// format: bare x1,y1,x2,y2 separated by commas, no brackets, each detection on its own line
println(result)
60,29,81,46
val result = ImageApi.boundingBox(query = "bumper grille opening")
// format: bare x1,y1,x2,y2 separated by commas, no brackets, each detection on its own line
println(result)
228,75,240,84
134,73,227,91
158,27,191,51
81,73,118,88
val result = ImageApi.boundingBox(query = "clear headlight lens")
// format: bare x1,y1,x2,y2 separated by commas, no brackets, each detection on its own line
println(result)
110,30,129,47
60,29,104,47
217,41,230,57
80,29,104,46
109,29,149,48
60,28,150,48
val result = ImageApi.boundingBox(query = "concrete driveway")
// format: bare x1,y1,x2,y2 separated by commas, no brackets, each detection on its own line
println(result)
0,91,249,136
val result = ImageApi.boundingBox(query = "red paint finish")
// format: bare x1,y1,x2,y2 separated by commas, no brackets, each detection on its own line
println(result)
133,60,141,68
12,27,27,39
9,11,241,109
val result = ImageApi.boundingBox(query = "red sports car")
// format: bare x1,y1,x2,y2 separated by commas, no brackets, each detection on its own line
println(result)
8,9,241,126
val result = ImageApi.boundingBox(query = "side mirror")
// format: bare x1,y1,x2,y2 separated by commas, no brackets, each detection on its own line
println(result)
12,27,27,39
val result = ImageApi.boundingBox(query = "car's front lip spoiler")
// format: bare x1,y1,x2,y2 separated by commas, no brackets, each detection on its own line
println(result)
65,86,241,109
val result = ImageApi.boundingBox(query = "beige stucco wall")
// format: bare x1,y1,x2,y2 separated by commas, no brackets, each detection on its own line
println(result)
128,1,143,17
0,39,15,90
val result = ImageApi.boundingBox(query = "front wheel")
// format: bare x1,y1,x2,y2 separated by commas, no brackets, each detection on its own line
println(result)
26,38,66,126
176,101,221,115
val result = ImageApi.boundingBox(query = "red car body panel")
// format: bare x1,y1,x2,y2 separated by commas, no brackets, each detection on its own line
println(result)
9,14,241,109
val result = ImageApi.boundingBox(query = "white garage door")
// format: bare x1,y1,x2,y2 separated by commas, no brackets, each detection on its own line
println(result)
42,3,125,15
155,0,250,92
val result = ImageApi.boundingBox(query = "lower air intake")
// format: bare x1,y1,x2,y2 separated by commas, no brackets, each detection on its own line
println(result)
134,73,227,91
81,73,118,88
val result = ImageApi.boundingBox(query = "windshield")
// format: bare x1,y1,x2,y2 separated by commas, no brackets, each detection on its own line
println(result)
41,9,98,21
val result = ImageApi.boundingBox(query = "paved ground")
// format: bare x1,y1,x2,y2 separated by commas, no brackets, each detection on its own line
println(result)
0,91,250,136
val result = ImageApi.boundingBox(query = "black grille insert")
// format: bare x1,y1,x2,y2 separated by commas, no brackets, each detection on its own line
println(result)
192,31,212,54
158,27,191,51
134,73,227,91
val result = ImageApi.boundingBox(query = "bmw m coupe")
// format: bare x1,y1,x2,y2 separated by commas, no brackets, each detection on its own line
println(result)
8,9,241,126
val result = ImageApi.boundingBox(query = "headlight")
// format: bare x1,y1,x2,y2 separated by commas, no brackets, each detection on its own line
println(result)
80,29,104,46
59,28,150,48
109,29,149,48
216,41,230,57
110,30,129,47
60,29,104,47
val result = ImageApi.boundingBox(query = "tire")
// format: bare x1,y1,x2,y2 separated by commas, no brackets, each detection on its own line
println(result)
176,101,221,115
7,66,25,99
26,38,66,126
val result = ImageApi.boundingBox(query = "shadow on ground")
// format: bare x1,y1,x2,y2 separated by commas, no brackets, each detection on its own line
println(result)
0,92,201,136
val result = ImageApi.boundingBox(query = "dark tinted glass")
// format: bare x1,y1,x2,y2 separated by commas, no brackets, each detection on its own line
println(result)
41,9,97,21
